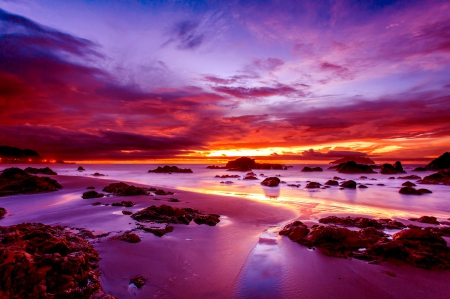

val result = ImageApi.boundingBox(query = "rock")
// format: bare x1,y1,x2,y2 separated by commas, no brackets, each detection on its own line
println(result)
319,216,382,229
341,180,357,188
215,174,240,178
92,202,102,206
325,180,339,186
331,161,375,174
225,157,287,171
0,207,6,218
377,183,385,186
306,182,321,188
260,177,281,187
393,161,406,173
111,232,141,243
122,211,133,215
360,176,367,179
131,204,220,227
154,189,174,195
0,223,110,298
393,228,446,245
380,163,405,174
103,182,148,196
82,191,105,199
301,167,323,172
111,201,135,207
418,188,432,193
87,186,95,189
409,216,440,225
168,198,179,202
287,184,300,187
92,173,105,177
279,221,309,242
358,184,368,188
389,177,395,179
413,167,427,171
77,166,85,171
243,175,259,180
24,167,57,175
419,171,450,185
425,152,450,170
206,165,226,169
0,167,62,197
402,181,416,187
135,223,174,237
148,166,193,173
399,186,431,195
378,219,407,229
329,157,375,164
220,181,233,184
130,276,146,288
398,175,421,180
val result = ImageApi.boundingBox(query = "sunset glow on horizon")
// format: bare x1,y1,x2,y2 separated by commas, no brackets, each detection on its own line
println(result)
1,0,449,163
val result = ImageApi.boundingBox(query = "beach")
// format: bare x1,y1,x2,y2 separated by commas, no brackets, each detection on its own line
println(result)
0,165,449,298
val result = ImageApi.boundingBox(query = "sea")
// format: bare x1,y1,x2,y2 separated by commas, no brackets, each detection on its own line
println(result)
4,163,449,219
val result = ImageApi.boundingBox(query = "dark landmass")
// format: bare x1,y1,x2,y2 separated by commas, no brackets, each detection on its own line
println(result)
280,216,450,269
0,145,40,163
82,190,105,199
425,152,450,170
380,161,406,174
413,167,427,171
0,223,112,298
148,166,193,173
301,166,323,172
225,157,287,171
0,167,62,197
419,170,450,185
329,157,375,164
102,182,148,196
261,177,281,187
24,167,57,175
330,161,375,174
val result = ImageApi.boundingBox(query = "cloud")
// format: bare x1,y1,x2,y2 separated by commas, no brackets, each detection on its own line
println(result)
212,84,305,99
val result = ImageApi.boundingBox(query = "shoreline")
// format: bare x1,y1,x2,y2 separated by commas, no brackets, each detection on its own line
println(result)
1,174,449,298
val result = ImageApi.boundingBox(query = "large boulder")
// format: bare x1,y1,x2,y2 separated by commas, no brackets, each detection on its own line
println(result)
225,157,256,171
419,171,450,185
380,162,406,174
0,223,111,298
301,166,323,172
260,177,280,187
24,167,57,175
425,152,450,170
306,182,321,188
332,161,375,174
148,166,193,173
82,190,104,199
341,180,357,188
102,182,148,196
0,167,62,197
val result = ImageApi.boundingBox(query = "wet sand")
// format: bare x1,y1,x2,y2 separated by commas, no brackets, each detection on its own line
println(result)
0,174,449,298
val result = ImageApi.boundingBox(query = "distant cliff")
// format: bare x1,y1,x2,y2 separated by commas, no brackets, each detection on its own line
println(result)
0,146,41,162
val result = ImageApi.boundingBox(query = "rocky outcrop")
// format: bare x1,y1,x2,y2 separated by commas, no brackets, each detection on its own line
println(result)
102,182,148,196
380,161,406,174
0,223,112,298
261,177,280,187
111,201,135,207
398,175,421,180
318,216,407,229
154,189,174,195
148,166,193,173
331,161,375,174
77,166,85,171
24,167,57,175
225,157,287,171
215,174,240,178
280,219,450,269
399,186,432,195
82,191,105,199
425,152,450,170
130,276,146,288
206,165,226,169
301,166,323,172
341,180,357,188
402,181,416,187
419,171,450,185
325,180,339,186
131,204,220,226
109,232,141,243
413,167,427,171
0,167,62,197
306,182,321,188
329,157,375,164
409,216,439,225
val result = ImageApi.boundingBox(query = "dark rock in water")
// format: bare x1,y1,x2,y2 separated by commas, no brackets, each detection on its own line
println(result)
398,175,421,180
87,186,95,189
325,180,339,186
154,189,174,195
260,177,280,187
0,223,110,298
409,216,440,225
82,190,105,199
399,186,424,195
215,174,240,178
110,232,141,243
0,167,62,197
131,204,220,227
378,219,407,229
225,157,287,171
111,201,135,207
418,188,432,194
130,276,146,288
306,182,321,188
206,165,226,169
0,207,6,218
419,171,450,185
402,181,416,187
319,216,382,229
92,172,105,177
341,180,357,188
243,175,259,180
358,184,368,188
92,202,102,206
103,182,148,196
168,198,179,202
301,166,323,172
413,167,427,171
333,176,343,180
381,162,406,174
135,223,174,237
77,166,85,171
329,157,375,164
331,161,375,174
377,183,385,186
287,184,300,187
425,152,450,170
148,166,193,173
360,176,367,179
389,177,395,179
24,167,57,175
279,221,309,242
122,211,133,215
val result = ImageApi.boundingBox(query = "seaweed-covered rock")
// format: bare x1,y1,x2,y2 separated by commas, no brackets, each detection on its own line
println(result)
261,177,281,187
131,204,220,226
425,152,450,170
82,190,105,199
24,167,57,175
0,223,111,298
279,221,309,242
331,161,375,174
102,182,148,196
243,175,259,180
215,174,240,178
0,167,62,197
110,232,141,243
148,166,193,173
319,216,383,229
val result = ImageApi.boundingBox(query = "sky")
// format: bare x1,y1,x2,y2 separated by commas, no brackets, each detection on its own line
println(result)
0,0,449,163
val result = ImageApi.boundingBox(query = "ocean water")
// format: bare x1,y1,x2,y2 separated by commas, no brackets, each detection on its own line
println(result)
2,164,449,218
